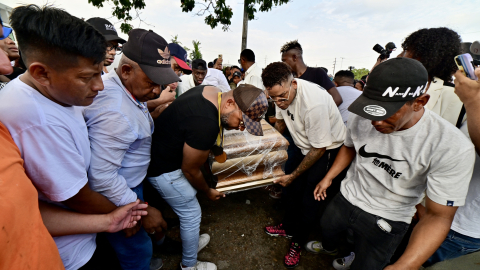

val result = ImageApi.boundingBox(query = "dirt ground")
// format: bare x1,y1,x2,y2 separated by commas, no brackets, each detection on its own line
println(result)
154,187,346,270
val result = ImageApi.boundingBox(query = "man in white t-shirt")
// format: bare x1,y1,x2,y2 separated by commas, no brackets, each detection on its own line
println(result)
333,70,362,125
177,59,230,95
0,5,121,270
424,68,480,267
238,49,265,90
310,58,475,270
261,62,346,268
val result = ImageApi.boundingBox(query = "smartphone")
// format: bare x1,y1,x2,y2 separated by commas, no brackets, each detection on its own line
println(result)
218,54,223,59
455,53,478,80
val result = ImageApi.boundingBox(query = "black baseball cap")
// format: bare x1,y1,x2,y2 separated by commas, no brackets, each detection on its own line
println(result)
233,84,269,136
192,59,207,70
348,58,428,121
122,29,180,85
86,17,126,43
168,43,191,71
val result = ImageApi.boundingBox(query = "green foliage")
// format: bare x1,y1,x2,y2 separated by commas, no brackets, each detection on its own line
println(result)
88,0,146,34
180,0,291,31
171,35,190,51
352,68,370,80
190,40,203,60
87,0,291,34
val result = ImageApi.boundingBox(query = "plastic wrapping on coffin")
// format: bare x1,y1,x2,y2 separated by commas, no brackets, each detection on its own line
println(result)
209,120,289,193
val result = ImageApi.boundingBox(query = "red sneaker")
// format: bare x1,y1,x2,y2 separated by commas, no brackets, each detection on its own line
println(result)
284,242,301,268
264,223,292,238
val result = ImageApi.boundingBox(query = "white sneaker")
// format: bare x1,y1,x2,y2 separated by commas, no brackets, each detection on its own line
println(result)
150,257,163,270
180,261,217,270
198,233,210,253
332,252,355,270
305,241,338,255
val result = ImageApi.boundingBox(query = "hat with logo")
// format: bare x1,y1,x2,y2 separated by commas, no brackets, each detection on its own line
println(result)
233,84,269,136
348,57,428,121
192,59,207,71
122,29,180,86
86,17,126,43
168,43,191,71
232,71,242,78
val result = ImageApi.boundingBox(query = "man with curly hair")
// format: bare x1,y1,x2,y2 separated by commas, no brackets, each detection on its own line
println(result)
400,27,464,126
280,40,343,106
262,62,346,268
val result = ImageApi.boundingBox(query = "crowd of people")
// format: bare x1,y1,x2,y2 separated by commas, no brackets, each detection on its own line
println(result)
1,4,480,270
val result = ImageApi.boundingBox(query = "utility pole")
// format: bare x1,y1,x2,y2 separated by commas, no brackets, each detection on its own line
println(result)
241,1,249,51
340,57,345,70
332,58,337,75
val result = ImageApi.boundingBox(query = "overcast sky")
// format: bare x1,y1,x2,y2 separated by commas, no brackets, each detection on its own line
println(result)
3,0,480,73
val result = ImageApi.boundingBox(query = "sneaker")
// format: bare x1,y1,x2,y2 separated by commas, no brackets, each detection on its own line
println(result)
180,261,217,270
284,242,301,268
264,223,292,238
269,185,283,199
305,241,338,255
333,252,355,270
150,257,163,270
198,233,210,253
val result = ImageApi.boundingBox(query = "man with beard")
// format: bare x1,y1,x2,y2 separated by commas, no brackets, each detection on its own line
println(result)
147,84,268,270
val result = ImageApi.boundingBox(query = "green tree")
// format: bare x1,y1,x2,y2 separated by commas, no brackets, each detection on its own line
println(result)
87,0,146,34
190,40,202,60
87,0,291,34
181,0,291,31
352,68,370,80
171,35,190,52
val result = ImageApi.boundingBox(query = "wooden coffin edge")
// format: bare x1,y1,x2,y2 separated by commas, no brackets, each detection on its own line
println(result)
216,178,279,194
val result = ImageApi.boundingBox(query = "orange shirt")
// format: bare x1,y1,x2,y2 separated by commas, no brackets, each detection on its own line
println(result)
0,122,64,270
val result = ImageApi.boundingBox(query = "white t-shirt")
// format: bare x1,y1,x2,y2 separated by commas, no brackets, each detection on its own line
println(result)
341,110,475,223
0,78,96,270
239,63,264,90
336,86,362,125
451,122,480,238
275,78,346,154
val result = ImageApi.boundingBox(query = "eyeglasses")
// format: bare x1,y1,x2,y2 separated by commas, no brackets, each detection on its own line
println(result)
107,44,123,55
267,81,292,103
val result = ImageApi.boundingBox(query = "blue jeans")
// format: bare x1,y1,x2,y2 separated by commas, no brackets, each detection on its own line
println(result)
105,183,152,270
148,169,201,267
424,229,480,267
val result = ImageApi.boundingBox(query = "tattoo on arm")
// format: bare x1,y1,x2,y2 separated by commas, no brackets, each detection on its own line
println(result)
274,119,286,134
291,148,326,179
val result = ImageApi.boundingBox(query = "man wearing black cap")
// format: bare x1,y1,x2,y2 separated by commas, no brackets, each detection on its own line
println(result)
86,18,126,74
147,84,268,270
310,58,475,270
83,29,180,270
146,42,191,118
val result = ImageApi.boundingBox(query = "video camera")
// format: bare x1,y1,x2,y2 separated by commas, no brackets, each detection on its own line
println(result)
373,42,396,60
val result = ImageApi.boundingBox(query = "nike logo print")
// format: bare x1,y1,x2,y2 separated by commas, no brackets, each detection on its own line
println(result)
358,144,406,162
